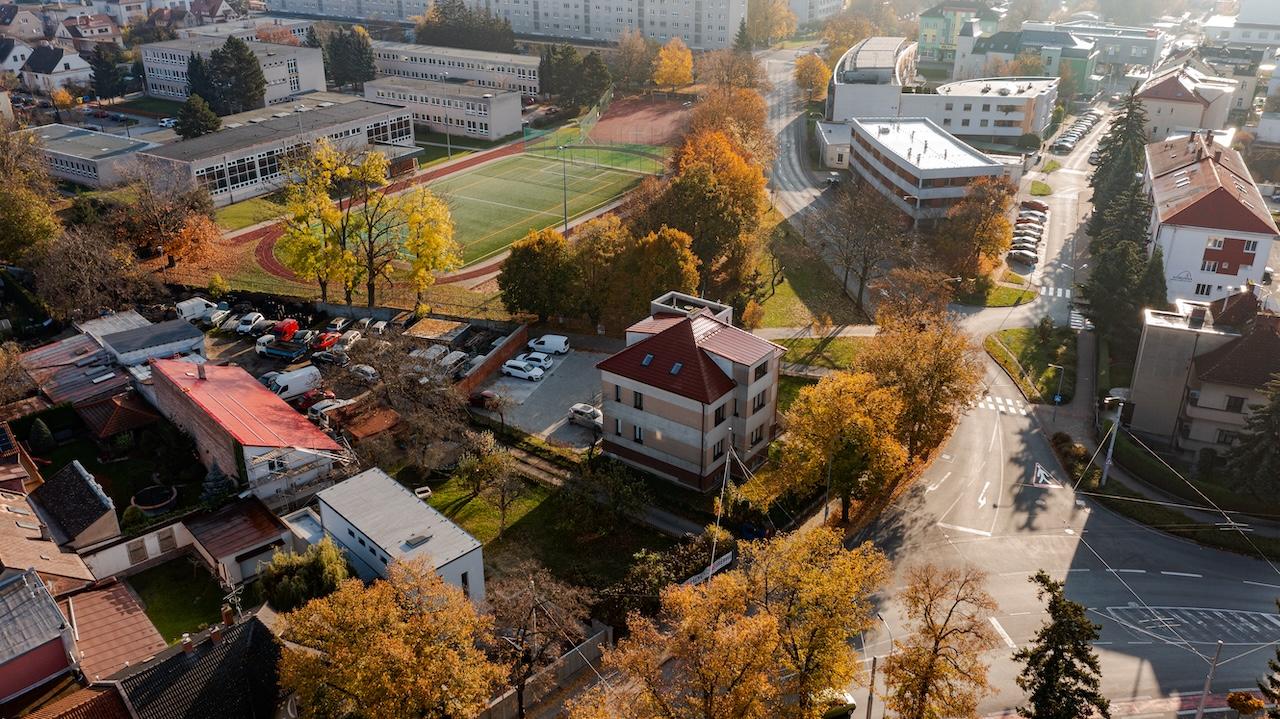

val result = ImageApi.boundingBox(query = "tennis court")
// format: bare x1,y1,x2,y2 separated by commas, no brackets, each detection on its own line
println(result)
429,152,645,264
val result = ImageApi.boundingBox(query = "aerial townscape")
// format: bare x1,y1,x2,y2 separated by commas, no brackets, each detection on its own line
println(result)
4,0,1280,715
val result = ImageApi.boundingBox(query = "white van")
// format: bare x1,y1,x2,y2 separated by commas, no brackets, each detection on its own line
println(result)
176,297,216,323
266,366,322,401
308,397,354,426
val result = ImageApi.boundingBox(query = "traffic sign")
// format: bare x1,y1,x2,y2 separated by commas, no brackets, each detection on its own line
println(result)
1054,394,1063,405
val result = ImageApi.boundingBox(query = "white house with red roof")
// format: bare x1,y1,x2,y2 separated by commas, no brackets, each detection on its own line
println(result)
1144,132,1280,303
597,292,785,492
149,359,341,505
1137,65,1238,141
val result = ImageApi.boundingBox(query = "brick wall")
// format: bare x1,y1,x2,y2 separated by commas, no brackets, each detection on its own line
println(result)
456,324,529,396
152,369,242,480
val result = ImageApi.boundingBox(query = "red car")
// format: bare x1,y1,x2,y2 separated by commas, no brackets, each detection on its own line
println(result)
310,331,341,350
292,388,335,411
271,318,300,342
1021,200,1050,212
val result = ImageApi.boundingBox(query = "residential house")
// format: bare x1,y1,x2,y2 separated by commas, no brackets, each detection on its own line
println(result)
185,496,289,584
20,45,93,94
0,489,96,594
0,423,43,494
149,359,340,504
55,14,121,54
1137,65,1238,140
0,571,76,705
0,5,48,42
1202,0,1280,50
99,319,204,366
187,0,238,23
0,38,33,73
1157,45,1265,114
1144,131,1279,302
1044,19,1166,72
1130,288,1280,454
310,468,485,600
597,292,785,491
29,461,121,550
91,0,193,28
24,686,131,719
916,0,1000,71
953,21,1099,93
55,579,166,681
74,391,159,444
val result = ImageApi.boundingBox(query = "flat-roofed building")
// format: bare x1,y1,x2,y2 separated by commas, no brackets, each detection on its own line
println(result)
371,40,539,95
178,15,311,42
140,36,325,105
363,76,522,141
22,123,154,188
265,0,430,27
1039,19,1167,71
826,36,919,120
840,116,1012,225
137,99,415,205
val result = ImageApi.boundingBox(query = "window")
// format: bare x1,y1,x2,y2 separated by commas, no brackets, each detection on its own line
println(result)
1201,260,1218,272
157,527,176,552
752,390,767,413
1194,283,1212,296
461,571,471,599
641,353,654,366
614,418,621,436
614,384,621,402
712,438,725,459
750,425,764,446
1217,429,1240,444
347,528,354,537
944,102,953,110
358,537,366,546
633,391,644,410
754,362,768,382
962,103,972,111
1226,395,1246,413
1207,237,1224,250
268,457,288,473
981,103,990,111
980,119,989,127
961,119,970,127
714,404,726,425
126,539,149,565
633,425,644,444
1244,240,1259,253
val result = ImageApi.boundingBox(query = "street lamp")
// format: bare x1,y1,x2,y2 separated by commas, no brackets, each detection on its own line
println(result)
1099,396,1126,487
557,145,569,234
865,613,894,719
1048,363,1065,422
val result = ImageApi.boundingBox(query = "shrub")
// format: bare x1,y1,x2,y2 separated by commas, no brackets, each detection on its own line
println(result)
207,273,229,299
1016,132,1041,150
28,419,54,454
1196,448,1218,478
121,505,146,532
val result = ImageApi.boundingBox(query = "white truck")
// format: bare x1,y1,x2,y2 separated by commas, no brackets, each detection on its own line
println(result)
265,366,322,401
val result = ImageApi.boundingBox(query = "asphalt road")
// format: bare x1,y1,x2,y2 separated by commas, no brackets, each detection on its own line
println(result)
760,45,1280,717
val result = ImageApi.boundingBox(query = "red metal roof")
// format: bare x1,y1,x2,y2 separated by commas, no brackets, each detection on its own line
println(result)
598,318,738,404
1146,135,1279,236
151,360,339,451
58,581,166,681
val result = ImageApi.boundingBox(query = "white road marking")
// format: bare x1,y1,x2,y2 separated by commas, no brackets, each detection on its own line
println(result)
936,522,993,537
989,617,1016,649
1244,580,1280,589
1108,569,1146,574
978,481,991,508
926,471,952,493
1161,571,1203,578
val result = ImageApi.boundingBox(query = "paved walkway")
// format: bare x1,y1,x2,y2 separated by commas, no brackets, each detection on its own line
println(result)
751,324,879,340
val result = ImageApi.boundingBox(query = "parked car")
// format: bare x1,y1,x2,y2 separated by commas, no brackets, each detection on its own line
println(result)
1018,210,1047,221
501,360,545,381
1011,241,1040,253
271,318,300,342
527,334,570,354
311,331,341,350
355,317,373,331
312,350,349,366
568,403,603,431
294,329,318,347
336,330,361,351
514,351,554,370
1021,200,1049,212
292,388,336,411
158,117,177,128
308,398,354,424
1008,249,1038,264
1089,152,1102,165
236,312,265,334
350,363,380,382
207,303,232,328
325,316,351,333
266,366,323,401
370,320,388,335
257,370,280,387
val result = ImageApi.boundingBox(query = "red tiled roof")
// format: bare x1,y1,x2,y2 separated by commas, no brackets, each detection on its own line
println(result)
626,310,782,367
1195,318,1280,388
59,580,165,681
1146,135,1279,236
1209,290,1260,328
185,497,287,560
75,392,159,440
1137,69,1209,106
25,687,130,719
598,318,737,404
151,359,339,451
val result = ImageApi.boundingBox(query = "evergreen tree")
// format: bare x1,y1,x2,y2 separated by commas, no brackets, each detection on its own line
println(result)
88,44,127,100
1083,239,1146,346
175,94,221,139
209,37,265,114
1227,376,1280,497
734,19,752,51
1137,246,1170,312
1090,181,1152,255
1088,85,1149,236
348,26,376,89
573,51,611,107
414,0,514,51
1014,571,1110,719
186,54,217,112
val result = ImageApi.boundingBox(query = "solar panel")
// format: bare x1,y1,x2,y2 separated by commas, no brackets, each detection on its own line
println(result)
0,425,13,455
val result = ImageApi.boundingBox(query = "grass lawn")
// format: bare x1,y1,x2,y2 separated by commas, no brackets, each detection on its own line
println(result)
414,127,515,150
1030,180,1053,196
127,560,226,643
1002,269,1027,284
955,282,1037,307
778,375,817,412
214,196,286,231
1042,160,1062,173
756,212,866,328
416,144,475,168
986,327,1077,403
422,474,673,586
779,336,869,370
114,97,185,117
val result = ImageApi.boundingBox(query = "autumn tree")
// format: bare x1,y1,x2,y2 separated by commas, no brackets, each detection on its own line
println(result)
33,226,159,321
689,87,774,165
874,267,956,326
279,559,503,718
50,88,74,124
746,0,796,45
175,93,221,139
414,0,515,52
259,537,349,612
490,562,593,719
1257,611,1280,718
277,141,360,303
1226,374,1280,497
793,54,829,102
256,24,302,44
821,12,876,68
883,564,998,719
482,454,523,538
743,528,889,715
402,189,458,305
621,227,700,319
808,182,912,309
0,121,60,262
696,49,769,91
0,342,33,405
612,28,657,88
109,159,215,261
1013,571,1110,719
986,50,1046,77
569,215,629,328
498,228,575,322
855,313,982,459
453,431,512,497
167,213,220,264
652,37,692,90
936,176,1016,279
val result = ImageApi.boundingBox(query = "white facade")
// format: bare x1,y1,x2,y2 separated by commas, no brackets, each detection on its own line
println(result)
265,0,431,26
1151,223,1276,303
372,40,540,95
179,16,311,42
364,76,522,141
1203,0,1280,51
141,37,325,105
91,0,191,27
241,445,334,505
80,521,195,578
1138,66,1238,142
0,39,31,74
20,48,93,94
23,123,153,188
789,0,842,26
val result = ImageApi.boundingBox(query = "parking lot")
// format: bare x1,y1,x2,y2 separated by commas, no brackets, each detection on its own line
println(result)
478,347,606,450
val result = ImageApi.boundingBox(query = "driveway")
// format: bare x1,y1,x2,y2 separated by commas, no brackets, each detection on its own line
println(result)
480,349,605,449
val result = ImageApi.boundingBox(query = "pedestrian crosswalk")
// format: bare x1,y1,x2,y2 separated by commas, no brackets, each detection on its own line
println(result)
1069,309,1094,331
1038,285,1073,298
971,394,1029,416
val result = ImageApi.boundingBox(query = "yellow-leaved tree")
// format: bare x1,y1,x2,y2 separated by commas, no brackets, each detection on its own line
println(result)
400,187,459,306
793,54,830,102
278,558,503,718
652,37,693,91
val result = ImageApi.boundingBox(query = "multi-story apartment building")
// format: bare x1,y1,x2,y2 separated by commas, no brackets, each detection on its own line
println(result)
140,36,325,105
954,20,1098,94
1129,289,1280,454
789,0,842,27
372,40,540,95
1041,19,1166,72
1202,0,1280,50
265,0,430,26
138,99,415,205
818,116,1016,226
597,292,784,491
1157,46,1262,115
1137,65,1238,141
464,0,746,50
364,76,522,141
1144,131,1279,304
916,0,999,72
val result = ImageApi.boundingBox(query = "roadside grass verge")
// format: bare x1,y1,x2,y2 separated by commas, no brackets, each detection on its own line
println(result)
984,327,1077,404
1030,180,1053,196
779,336,870,370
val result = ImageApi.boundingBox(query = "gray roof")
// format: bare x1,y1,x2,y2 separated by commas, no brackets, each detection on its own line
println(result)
142,35,315,61
0,570,67,667
371,39,539,67
318,468,480,569
101,318,203,355
27,123,154,161
140,100,407,163
365,75,518,99
76,310,151,344
29,460,113,544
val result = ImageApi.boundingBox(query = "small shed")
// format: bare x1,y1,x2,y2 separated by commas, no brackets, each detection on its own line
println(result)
99,319,205,367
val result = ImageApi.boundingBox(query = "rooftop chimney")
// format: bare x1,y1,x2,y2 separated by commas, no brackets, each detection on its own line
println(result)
209,625,223,644
181,633,194,654
196,363,206,380
1214,147,1223,162
221,603,235,626
1188,306,1207,329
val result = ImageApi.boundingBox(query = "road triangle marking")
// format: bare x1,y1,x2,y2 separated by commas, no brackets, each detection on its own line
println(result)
1033,463,1061,487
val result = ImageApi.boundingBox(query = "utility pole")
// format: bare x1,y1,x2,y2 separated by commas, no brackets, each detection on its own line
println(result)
864,656,877,719
1192,640,1224,719
1099,398,1124,487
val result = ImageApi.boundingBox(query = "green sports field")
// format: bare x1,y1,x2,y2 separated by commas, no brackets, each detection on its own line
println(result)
428,153,647,264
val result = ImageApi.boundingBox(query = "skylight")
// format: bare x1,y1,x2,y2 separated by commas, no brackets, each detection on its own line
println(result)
670,362,683,375
641,354,654,366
